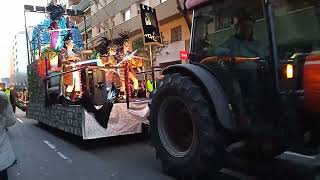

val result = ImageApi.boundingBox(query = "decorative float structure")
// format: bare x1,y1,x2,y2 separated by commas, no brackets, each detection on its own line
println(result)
25,2,151,139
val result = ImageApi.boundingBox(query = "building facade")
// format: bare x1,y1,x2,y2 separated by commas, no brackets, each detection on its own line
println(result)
12,31,28,74
69,0,191,68
10,31,29,86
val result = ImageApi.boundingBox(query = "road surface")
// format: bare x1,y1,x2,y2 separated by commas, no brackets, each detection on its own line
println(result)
6,110,319,180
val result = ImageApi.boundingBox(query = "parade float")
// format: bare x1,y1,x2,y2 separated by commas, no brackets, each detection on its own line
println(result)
25,3,154,139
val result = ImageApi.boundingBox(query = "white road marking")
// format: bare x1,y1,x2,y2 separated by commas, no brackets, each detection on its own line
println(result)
43,140,72,163
284,151,317,160
43,140,56,150
16,118,24,123
57,152,68,160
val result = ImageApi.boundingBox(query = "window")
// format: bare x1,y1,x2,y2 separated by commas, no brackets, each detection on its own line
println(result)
171,26,182,42
87,30,92,39
190,0,272,117
94,1,98,11
123,9,131,22
192,1,268,60
160,0,167,3
111,17,116,27
85,9,91,18
272,0,320,59
271,0,314,12
215,17,233,31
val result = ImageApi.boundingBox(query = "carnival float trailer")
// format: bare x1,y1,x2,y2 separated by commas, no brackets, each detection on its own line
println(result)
25,3,150,139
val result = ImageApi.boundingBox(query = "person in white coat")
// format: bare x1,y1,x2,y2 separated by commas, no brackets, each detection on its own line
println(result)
0,91,16,180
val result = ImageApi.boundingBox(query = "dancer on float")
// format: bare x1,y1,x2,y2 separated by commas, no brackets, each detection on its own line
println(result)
117,34,139,98
61,34,82,100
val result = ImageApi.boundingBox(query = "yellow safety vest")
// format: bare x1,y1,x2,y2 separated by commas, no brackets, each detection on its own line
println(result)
147,80,156,92
5,89,10,97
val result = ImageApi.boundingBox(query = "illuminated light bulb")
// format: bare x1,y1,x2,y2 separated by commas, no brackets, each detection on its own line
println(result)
286,64,294,79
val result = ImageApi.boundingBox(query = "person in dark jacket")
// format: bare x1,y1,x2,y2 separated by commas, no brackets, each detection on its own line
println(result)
5,87,16,113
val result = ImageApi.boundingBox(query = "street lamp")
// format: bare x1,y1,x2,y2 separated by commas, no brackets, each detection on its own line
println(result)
24,5,34,12
24,4,85,15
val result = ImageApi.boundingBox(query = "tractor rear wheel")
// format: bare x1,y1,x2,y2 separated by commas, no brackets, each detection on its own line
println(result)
149,73,229,179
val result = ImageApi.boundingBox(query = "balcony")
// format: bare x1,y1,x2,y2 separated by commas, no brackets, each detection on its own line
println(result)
76,0,182,38
70,0,91,11
91,0,141,22
78,15,92,32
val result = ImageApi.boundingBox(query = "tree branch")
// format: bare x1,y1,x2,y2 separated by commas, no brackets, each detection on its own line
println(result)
176,0,192,31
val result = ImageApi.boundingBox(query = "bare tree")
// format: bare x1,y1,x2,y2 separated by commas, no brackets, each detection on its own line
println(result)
176,0,192,32
132,36,169,70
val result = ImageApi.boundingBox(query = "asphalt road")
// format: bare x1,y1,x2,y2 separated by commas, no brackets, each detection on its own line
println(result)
7,110,173,180
6,110,319,180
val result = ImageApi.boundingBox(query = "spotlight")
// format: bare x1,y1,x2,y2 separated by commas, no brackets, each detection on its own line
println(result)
24,5,34,12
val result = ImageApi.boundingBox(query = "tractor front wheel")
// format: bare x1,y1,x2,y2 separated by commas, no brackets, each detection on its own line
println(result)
149,73,229,179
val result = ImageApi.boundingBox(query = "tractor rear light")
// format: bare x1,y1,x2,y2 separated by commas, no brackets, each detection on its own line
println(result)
286,64,294,79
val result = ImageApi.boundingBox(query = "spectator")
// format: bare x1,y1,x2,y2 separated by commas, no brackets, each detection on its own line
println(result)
137,80,146,98
9,86,16,113
147,74,156,96
0,91,16,180
4,87,16,113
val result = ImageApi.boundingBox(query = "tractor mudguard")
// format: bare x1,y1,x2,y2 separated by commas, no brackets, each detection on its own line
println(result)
162,63,236,132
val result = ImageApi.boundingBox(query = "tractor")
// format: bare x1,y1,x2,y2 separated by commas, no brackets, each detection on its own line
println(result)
149,0,320,179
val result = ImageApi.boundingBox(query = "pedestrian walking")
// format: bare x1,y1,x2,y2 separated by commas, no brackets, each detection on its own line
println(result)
0,91,16,180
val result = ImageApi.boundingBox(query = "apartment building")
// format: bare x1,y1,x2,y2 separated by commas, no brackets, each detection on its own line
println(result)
12,32,27,74
10,31,30,85
69,0,191,67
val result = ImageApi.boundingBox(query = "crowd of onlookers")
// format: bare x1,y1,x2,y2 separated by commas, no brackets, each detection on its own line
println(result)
129,75,159,99
0,86,29,113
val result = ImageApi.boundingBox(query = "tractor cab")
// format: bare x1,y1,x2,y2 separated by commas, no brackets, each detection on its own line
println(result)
187,0,320,129
149,0,320,179
190,0,274,127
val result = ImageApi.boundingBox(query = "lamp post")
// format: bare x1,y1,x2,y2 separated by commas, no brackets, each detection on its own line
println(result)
24,10,31,65
83,16,88,49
